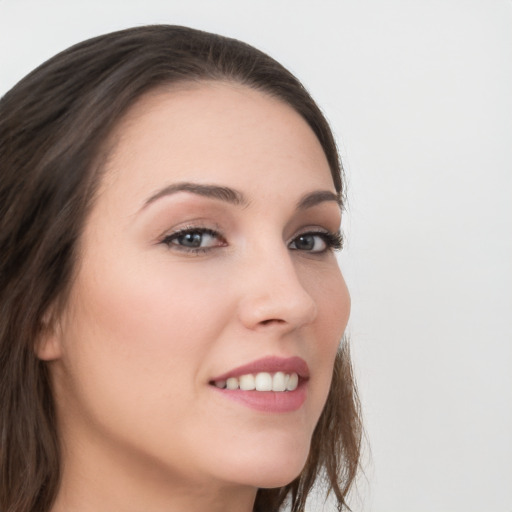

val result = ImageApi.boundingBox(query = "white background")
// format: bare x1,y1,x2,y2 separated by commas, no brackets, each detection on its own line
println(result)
1,1,511,511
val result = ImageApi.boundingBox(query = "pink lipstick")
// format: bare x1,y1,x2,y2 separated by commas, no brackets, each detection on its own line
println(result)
209,356,309,413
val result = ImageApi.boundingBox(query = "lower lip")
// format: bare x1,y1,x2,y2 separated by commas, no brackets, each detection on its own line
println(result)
210,382,307,413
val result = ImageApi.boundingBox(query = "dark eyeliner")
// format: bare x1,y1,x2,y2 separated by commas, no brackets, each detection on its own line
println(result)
160,226,223,254
290,229,344,253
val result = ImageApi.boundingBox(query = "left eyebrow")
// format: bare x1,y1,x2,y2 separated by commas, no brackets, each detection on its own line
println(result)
296,190,342,210
141,182,249,210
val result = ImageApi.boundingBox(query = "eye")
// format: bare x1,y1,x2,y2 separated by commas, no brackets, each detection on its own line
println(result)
288,231,343,253
161,227,226,253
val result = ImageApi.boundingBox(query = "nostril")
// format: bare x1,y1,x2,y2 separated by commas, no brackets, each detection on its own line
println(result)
260,318,285,326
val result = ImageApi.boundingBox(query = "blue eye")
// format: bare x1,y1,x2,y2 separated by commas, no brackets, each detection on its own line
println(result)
289,231,343,253
161,228,225,252
161,227,343,255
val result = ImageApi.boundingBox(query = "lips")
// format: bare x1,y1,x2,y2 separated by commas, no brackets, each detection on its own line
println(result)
209,356,309,413
210,356,310,382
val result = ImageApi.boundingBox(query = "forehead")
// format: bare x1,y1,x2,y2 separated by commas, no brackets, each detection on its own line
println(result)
100,82,335,207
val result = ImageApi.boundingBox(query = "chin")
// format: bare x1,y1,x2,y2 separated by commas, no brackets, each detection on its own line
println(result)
223,436,312,489
253,466,306,490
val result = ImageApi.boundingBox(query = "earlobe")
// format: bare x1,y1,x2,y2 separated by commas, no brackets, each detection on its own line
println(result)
34,312,63,361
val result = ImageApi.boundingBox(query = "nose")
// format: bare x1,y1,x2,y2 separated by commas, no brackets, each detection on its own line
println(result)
236,246,318,332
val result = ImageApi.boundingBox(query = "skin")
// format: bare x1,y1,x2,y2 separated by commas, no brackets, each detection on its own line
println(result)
38,82,351,512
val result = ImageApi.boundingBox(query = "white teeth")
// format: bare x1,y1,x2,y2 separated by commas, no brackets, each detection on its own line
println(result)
272,372,287,392
286,373,299,391
255,372,273,391
239,374,255,391
213,372,300,392
226,377,238,390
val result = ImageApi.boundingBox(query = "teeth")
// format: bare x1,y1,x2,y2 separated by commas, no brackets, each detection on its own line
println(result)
272,372,286,392
239,374,255,390
286,373,298,391
255,372,272,391
226,377,238,390
213,372,300,392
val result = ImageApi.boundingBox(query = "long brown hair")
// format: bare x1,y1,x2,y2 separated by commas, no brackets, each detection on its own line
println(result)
0,25,362,512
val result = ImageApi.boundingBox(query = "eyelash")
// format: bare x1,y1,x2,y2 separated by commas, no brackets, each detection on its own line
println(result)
291,230,344,253
160,227,224,255
160,226,344,255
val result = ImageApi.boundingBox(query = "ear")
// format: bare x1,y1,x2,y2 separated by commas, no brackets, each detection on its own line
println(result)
34,309,63,361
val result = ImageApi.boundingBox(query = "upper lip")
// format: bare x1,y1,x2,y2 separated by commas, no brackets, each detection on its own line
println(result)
210,356,310,382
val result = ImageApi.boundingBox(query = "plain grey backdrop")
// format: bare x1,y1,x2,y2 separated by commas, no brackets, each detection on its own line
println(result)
1,1,511,510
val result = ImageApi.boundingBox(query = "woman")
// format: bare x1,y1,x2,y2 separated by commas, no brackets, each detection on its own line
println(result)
0,25,361,512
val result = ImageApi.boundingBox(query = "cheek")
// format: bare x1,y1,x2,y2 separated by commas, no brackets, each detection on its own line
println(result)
59,251,230,419
300,263,350,416
307,262,350,349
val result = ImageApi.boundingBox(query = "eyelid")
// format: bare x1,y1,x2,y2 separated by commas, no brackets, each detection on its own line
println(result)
157,220,221,241
157,222,343,256
159,224,227,254
289,228,344,253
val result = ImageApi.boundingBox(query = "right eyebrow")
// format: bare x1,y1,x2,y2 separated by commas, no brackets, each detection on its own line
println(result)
141,182,249,210
296,190,342,210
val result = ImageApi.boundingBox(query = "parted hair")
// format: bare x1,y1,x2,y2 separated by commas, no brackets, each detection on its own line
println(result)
0,25,362,512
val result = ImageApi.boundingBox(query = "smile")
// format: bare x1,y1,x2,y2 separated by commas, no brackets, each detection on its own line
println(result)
212,371,299,392
209,356,309,412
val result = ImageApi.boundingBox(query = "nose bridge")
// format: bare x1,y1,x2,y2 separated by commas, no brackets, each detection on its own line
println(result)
237,239,318,330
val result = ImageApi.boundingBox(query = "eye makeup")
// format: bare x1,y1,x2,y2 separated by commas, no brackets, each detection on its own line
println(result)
158,223,343,257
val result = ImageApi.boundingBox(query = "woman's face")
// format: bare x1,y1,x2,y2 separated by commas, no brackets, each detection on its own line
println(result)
44,83,350,497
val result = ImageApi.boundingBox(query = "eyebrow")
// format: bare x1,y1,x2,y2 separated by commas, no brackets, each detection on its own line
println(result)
142,182,341,211
296,190,342,210
142,182,249,209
